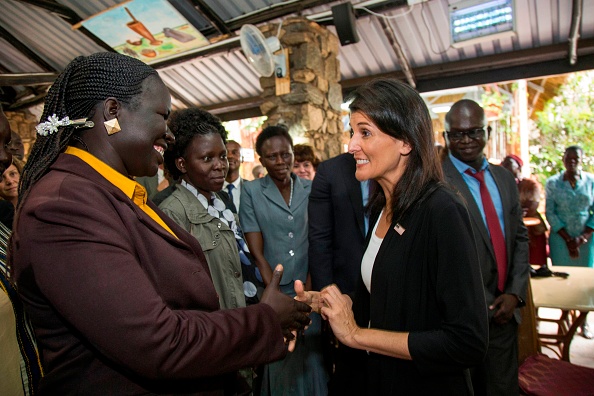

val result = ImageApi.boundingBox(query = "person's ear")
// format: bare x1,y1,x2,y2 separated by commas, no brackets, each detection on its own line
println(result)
486,125,492,139
102,98,122,135
175,157,187,174
400,141,413,156
103,98,121,120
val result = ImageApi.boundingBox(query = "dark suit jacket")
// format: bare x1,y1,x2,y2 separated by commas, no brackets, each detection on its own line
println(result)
346,185,488,395
308,153,367,293
12,153,286,395
442,156,529,322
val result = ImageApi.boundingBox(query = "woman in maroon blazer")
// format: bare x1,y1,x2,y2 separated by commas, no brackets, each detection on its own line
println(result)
10,52,310,395
316,79,488,395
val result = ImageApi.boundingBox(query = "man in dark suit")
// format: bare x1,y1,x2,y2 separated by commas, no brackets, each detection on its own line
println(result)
308,152,369,294
308,152,371,395
442,99,529,396
223,140,244,212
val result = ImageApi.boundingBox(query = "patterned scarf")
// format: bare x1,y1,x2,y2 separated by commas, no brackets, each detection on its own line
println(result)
181,181,263,302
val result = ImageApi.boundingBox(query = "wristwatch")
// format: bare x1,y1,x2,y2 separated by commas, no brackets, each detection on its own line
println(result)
514,294,526,308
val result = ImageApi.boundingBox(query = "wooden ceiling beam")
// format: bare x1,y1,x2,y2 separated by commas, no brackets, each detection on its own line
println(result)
0,73,57,86
15,0,81,23
340,39,594,91
377,16,416,88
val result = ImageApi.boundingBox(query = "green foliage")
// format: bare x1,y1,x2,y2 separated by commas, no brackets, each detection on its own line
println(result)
481,88,512,137
531,71,594,185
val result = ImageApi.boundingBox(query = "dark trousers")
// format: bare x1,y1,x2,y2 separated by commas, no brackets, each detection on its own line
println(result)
471,318,519,396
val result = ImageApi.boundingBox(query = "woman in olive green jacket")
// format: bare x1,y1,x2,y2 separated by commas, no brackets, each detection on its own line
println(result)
159,108,261,310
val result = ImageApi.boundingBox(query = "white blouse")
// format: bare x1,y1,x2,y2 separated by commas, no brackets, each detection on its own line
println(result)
361,211,384,293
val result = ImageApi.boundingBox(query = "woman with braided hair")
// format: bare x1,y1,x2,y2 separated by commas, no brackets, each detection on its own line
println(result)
10,52,311,395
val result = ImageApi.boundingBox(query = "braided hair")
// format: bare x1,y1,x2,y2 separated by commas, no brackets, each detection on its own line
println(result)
164,108,228,181
18,52,157,207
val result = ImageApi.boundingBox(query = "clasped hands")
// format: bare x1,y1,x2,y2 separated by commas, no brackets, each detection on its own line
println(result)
565,235,588,258
294,281,360,348
260,266,361,352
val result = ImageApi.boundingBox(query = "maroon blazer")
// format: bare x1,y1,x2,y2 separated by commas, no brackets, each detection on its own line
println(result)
12,153,286,395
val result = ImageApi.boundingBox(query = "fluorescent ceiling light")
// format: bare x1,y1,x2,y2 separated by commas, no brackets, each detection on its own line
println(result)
431,105,451,114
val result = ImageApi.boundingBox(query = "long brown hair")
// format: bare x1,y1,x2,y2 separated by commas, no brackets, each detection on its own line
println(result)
347,78,443,224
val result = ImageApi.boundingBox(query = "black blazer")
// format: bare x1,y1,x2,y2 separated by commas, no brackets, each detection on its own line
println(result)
345,185,488,395
308,153,367,293
442,156,529,322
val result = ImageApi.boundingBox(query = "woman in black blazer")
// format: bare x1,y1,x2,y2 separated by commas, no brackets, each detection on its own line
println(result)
312,79,489,395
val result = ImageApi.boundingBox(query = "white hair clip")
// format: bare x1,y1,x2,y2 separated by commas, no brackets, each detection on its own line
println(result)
35,114,95,136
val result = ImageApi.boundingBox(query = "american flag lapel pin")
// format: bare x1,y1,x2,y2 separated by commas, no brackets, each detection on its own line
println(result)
394,223,405,235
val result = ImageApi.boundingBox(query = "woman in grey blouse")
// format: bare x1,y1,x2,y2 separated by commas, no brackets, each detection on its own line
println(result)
240,125,328,395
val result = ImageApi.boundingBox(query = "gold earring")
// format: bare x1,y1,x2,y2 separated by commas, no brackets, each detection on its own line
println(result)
104,118,121,135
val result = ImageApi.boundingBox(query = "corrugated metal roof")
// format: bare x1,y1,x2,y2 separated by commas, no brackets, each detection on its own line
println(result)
0,0,107,71
1,0,593,117
159,49,263,108
334,0,594,80
0,36,45,73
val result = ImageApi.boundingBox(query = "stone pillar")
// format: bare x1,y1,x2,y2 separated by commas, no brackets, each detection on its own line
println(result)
5,109,37,160
259,18,344,160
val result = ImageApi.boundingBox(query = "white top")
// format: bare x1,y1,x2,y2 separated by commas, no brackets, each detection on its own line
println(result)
223,177,241,211
361,211,384,293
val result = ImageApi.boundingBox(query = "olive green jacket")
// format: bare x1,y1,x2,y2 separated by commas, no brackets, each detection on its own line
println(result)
159,185,245,310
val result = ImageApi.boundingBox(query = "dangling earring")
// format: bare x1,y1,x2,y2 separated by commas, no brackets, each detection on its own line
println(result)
104,118,121,135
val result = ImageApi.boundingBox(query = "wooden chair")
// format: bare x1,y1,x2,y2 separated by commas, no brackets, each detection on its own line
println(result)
517,282,594,396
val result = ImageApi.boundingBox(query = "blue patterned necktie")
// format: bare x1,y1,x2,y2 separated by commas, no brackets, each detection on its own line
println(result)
226,184,235,202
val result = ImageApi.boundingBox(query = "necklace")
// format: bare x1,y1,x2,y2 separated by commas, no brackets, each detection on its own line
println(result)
288,177,294,207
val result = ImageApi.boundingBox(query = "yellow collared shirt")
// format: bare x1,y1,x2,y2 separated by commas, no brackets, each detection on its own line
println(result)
65,146,177,238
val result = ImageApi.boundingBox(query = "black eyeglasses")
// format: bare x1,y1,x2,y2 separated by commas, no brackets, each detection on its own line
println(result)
445,128,486,141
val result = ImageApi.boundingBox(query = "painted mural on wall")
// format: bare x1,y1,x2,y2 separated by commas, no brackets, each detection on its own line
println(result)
78,0,209,64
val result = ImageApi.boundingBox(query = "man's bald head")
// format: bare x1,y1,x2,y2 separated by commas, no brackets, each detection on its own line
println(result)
443,99,490,170
444,99,486,131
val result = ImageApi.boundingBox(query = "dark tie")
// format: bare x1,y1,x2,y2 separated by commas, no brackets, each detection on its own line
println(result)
226,184,235,201
465,169,508,292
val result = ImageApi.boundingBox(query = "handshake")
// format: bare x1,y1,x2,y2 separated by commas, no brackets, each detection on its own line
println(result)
260,265,357,352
